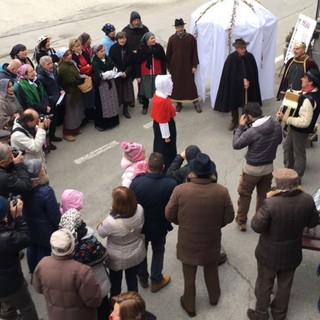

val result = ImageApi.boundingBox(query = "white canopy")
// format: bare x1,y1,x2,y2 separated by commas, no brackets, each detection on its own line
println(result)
190,0,277,107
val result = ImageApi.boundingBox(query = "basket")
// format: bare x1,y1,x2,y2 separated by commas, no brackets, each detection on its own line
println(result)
78,76,93,93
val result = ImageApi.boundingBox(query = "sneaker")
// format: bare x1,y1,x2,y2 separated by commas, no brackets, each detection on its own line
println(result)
150,275,170,293
176,103,183,112
238,223,247,232
63,135,76,142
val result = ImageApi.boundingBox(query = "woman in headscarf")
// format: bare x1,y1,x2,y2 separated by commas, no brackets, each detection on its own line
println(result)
78,32,93,60
150,74,177,172
0,79,22,129
33,35,59,64
101,23,117,55
92,44,119,131
56,48,85,142
109,31,135,119
135,32,166,114
9,44,34,68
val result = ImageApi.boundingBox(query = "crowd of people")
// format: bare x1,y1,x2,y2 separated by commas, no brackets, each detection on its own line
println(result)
0,7,320,320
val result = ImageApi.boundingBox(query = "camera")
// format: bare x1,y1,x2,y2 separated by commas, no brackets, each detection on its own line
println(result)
8,194,22,206
11,147,26,157
39,114,54,122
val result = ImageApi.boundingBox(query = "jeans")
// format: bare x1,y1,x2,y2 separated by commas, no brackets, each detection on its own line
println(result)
138,236,166,284
27,243,51,274
0,280,38,320
109,265,139,297
236,172,272,225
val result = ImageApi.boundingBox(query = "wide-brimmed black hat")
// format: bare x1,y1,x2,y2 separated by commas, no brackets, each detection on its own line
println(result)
189,153,217,176
232,38,249,48
174,18,186,26
305,69,320,87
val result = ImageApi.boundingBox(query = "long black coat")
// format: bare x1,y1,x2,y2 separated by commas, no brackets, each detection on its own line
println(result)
214,50,261,112
109,42,134,77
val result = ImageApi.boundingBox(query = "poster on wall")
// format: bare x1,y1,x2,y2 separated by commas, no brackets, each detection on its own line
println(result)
284,13,316,64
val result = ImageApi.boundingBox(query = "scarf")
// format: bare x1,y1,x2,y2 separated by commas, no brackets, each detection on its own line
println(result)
18,79,45,106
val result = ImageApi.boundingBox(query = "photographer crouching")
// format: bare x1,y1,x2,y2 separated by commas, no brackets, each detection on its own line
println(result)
0,196,39,320
10,108,52,166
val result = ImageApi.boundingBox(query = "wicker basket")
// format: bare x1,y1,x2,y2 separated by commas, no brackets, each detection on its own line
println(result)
78,76,93,93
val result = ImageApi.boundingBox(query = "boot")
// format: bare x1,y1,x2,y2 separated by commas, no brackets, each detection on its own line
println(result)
228,109,239,131
193,101,202,113
176,102,183,112
142,97,149,115
123,104,131,119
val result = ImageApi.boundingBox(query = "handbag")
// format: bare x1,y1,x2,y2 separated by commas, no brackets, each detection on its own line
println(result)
78,76,93,93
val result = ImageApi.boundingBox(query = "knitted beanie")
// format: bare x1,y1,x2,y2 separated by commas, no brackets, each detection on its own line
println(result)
121,141,145,162
130,11,141,23
50,229,75,257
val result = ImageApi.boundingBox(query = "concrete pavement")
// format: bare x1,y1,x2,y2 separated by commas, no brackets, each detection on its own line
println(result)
1,0,319,319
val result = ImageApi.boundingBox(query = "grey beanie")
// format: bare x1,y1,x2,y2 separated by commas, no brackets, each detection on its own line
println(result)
25,159,42,178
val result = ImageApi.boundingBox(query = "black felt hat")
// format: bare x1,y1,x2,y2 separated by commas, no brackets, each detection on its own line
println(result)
174,18,186,26
189,153,217,176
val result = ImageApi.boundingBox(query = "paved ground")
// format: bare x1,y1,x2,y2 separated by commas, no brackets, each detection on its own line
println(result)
1,0,319,319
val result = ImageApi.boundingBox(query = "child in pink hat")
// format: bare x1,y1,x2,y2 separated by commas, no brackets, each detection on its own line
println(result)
60,189,83,214
120,141,148,187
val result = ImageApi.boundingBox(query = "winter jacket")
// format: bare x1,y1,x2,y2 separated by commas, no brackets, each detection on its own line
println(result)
252,189,319,272
23,183,60,248
130,172,176,240
33,254,102,320
0,216,30,298
36,65,60,107
97,204,146,271
165,178,234,265
0,163,31,198
233,116,282,166
11,120,46,163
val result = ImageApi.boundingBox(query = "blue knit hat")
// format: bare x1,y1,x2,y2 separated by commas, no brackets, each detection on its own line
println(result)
102,23,115,35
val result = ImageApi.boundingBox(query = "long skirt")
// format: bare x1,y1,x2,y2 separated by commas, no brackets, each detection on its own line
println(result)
94,80,119,129
140,75,157,99
63,93,84,134
153,118,177,173
114,77,134,105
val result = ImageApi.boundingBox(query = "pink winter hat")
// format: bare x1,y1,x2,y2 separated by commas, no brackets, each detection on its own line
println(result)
60,189,83,214
121,141,145,162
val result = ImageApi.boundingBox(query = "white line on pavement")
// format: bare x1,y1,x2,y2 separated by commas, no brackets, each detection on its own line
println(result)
143,121,153,129
74,140,119,165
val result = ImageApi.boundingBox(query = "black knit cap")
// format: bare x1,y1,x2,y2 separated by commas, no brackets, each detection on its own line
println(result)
185,145,201,162
130,11,141,23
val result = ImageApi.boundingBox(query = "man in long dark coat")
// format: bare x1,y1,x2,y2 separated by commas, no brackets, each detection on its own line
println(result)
166,18,201,113
214,38,261,130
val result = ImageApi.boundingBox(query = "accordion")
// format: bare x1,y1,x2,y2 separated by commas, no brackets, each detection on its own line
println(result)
279,90,300,133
